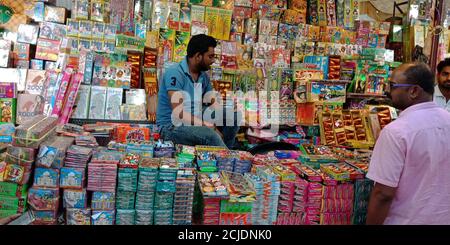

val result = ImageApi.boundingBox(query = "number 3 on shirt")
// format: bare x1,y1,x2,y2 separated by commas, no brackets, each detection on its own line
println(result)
170,77,176,86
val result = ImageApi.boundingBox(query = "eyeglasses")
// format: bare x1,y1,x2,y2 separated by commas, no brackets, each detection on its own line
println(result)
389,83,417,90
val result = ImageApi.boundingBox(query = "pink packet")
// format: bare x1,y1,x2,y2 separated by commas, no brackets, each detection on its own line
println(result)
51,69,72,117
58,73,82,125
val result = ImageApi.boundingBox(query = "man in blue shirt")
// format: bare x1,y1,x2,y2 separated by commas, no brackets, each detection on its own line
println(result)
157,34,240,148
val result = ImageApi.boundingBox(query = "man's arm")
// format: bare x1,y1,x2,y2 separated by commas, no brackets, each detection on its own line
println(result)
366,128,406,225
168,91,214,127
366,183,397,225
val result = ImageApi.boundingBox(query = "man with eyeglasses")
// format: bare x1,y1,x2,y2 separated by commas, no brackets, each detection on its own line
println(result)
435,58,450,112
366,63,450,225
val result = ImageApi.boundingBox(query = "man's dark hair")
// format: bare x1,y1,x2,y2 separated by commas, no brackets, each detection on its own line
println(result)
187,34,217,58
437,58,450,73
403,62,435,95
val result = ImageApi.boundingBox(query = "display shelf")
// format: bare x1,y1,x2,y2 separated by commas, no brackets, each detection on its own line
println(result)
68,118,154,126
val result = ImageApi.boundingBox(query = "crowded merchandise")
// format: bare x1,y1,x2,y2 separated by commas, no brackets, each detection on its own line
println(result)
0,0,449,226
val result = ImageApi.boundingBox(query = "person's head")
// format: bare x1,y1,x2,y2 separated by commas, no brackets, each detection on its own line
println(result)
388,63,434,110
437,58,450,90
187,34,217,71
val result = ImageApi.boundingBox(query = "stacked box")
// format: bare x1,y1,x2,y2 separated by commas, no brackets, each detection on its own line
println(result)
245,173,264,225
116,209,136,225
63,189,87,209
173,169,195,225
91,192,115,210
13,116,57,148
36,136,74,169
255,166,280,225
91,210,115,225
352,178,373,225
320,181,354,225
134,158,159,225
0,181,29,218
154,158,177,225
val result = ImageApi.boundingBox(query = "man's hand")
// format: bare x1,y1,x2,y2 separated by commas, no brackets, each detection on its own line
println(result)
366,182,396,225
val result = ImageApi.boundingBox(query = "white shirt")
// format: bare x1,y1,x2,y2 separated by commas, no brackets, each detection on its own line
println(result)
433,85,450,112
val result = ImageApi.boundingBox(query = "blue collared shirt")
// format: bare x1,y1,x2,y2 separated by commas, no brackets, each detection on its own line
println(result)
156,57,213,126
433,85,450,113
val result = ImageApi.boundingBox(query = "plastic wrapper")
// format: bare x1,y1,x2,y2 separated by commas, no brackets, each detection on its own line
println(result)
36,136,74,169
33,167,59,188
27,187,59,211
66,208,91,225
91,192,115,210
135,191,155,210
116,209,135,225
32,210,57,225
14,116,57,148
116,191,135,210
154,209,173,225
0,182,28,197
17,24,39,45
91,210,115,225
154,192,174,210
117,168,138,192
6,145,36,163
87,163,117,192
63,189,87,209
60,167,85,189
135,210,153,225
44,5,66,24
2,163,33,185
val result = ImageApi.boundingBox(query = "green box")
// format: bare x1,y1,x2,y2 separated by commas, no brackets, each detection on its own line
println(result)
0,98,17,125
0,182,28,197
0,195,27,212
0,209,19,219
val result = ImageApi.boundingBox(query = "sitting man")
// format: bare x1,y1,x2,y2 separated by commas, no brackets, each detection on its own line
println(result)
156,34,240,148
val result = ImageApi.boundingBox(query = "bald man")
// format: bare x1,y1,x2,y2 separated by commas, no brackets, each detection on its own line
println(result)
366,63,450,225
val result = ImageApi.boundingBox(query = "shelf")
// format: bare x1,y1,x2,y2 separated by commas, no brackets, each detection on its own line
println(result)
68,118,155,126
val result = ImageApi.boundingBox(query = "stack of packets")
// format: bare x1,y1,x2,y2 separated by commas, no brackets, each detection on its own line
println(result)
65,145,93,168
0,123,15,143
112,125,151,144
198,172,229,225
254,166,281,225
251,154,279,171
31,163,61,224
195,146,228,172
66,208,91,225
153,140,175,158
36,136,74,169
173,168,195,225
244,174,264,224
0,182,28,219
116,153,140,225
3,146,36,186
13,116,57,149
87,150,121,193
154,158,178,225
75,135,99,148
352,178,373,225
125,141,154,158
298,144,339,169
217,151,253,174
219,171,256,225
91,192,116,225
291,164,324,225
135,158,159,225
175,145,196,169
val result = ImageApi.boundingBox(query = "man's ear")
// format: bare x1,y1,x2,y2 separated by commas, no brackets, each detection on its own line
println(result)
410,86,421,99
